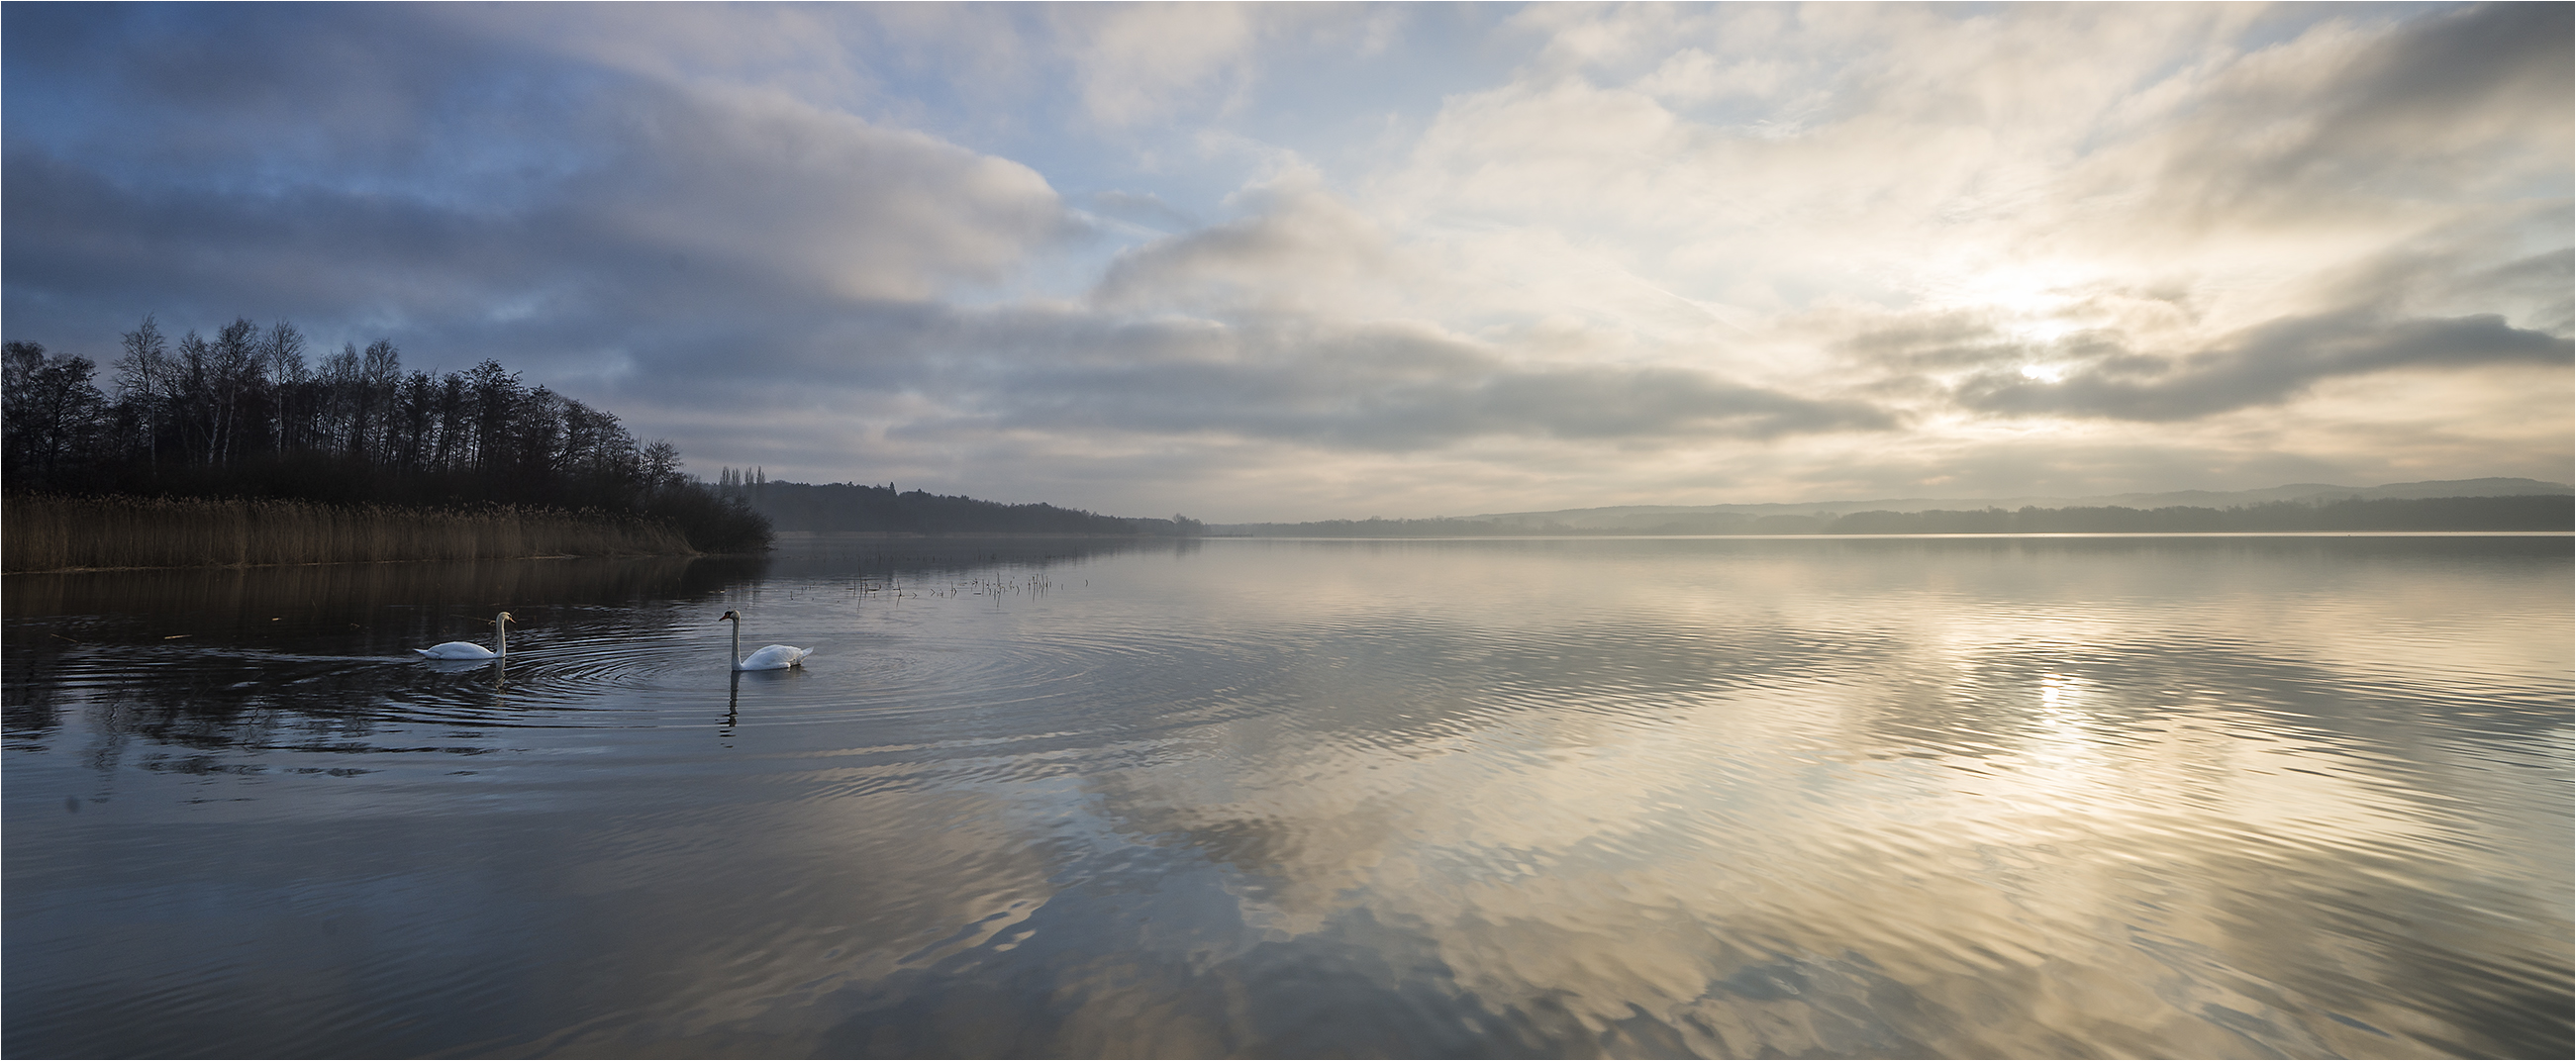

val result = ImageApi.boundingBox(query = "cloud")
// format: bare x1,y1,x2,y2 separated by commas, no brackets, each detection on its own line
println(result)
1051,2,1262,127
2,3,2565,520
2244,2,2570,194
1632,48,1793,106
2101,2,2573,237
3,42,1069,340
601,304,1892,453
1956,311,2572,422
951,318,1893,449
1090,178,1400,317
560,83,1067,303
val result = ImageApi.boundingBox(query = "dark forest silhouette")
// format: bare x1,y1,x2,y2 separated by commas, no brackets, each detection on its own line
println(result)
4,317,765,551
720,471,1204,536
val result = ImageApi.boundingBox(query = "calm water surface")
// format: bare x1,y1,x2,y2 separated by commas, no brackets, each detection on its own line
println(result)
5,534,2570,1058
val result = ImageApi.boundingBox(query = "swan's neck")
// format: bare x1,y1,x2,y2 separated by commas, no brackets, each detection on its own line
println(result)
730,618,743,668
495,615,508,659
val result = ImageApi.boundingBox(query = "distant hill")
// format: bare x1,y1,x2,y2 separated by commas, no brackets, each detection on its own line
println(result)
1452,478,2574,531
742,480,1203,536
1211,479,2573,536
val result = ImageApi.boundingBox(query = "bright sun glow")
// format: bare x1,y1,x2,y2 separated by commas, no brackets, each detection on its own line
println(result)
2021,364,2064,382
2008,318,2082,344
1924,260,2098,350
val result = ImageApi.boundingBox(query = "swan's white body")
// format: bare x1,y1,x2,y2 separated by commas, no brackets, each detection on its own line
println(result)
418,612,513,660
722,610,811,671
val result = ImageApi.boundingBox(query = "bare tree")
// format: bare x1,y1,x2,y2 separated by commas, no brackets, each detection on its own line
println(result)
262,322,309,452
208,318,265,466
112,315,171,473
262,322,308,384
641,439,683,495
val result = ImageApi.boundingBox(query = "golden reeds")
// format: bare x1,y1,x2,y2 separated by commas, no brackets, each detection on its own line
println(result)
1,495,695,573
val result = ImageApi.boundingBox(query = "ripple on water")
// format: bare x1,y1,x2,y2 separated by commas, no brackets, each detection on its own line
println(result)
6,536,2567,1059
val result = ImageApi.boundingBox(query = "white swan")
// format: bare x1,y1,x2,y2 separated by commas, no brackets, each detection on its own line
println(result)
418,612,513,660
721,610,811,671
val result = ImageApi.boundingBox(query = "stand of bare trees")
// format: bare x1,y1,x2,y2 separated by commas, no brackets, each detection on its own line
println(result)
4,316,763,554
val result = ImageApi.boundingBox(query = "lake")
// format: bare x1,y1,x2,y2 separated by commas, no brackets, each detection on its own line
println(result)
5,533,2569,1058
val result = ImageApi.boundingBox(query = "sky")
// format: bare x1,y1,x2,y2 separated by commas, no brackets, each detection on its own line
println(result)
4,2,2568,522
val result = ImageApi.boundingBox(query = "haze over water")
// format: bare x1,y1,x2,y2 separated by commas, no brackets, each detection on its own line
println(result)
5,533,2569,1057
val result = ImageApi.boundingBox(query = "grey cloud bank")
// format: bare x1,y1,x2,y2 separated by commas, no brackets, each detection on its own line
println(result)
4,2,2566,522
1956,310,2574,422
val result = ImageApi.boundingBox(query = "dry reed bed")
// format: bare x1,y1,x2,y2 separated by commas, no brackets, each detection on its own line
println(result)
3,495,694,572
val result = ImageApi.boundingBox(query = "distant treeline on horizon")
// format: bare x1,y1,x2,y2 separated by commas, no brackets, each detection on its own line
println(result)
1218,495,2574,537
3,317,766,551
724,473,1205,537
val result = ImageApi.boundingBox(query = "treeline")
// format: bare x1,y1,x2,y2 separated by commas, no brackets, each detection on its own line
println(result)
3,496,693,573
3,317,766,552
1813,496,2571,534
1220,495,2571,536
1217,516,1574,537
729,475,1204,536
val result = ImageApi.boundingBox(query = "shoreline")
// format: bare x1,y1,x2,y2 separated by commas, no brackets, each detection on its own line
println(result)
769,530,1197,539
0,551,710,576
1204,530,2576,540
2,495,705,574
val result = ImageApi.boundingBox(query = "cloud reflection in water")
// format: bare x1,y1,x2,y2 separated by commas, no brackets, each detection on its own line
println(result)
3,535,2568,1056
